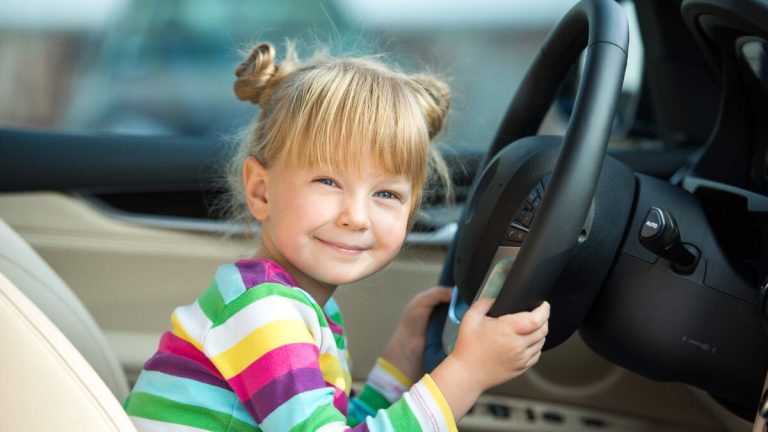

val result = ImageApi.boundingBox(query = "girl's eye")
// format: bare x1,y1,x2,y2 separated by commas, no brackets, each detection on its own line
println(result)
375,190,400,201
315,177,337,187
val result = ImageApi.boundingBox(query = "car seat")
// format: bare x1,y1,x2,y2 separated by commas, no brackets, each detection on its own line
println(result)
0,218,136,431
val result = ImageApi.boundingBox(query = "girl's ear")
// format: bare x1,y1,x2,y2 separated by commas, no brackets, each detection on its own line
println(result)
243,157,270,221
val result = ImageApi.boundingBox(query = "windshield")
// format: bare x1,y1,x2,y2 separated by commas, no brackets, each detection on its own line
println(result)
1,0,581,151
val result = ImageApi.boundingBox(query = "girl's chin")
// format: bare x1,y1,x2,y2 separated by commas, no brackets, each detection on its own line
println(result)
309,267,377,287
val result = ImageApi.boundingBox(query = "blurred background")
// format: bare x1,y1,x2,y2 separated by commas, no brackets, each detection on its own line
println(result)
0,0,593,152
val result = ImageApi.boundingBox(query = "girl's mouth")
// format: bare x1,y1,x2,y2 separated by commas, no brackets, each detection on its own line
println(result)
315,238,369,254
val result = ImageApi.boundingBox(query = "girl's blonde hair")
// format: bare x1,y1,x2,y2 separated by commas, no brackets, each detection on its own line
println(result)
226,42,451,230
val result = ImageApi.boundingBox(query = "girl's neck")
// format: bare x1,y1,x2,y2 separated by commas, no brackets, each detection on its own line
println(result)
252,245,337,306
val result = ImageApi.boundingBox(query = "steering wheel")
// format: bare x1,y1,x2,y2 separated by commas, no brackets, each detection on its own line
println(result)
425,0,629,370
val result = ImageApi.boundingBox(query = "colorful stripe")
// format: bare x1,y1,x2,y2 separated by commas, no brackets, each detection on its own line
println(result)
154,331,224,380
203,293,328,357
125,392,254,432
384,395,422,431
197,279,226,322
214,263,248,304
422,375,457,432
236,259,296,288
170,311,203,351
126,259,457,431
316,421,352,432
349,396,376,423
323,298,346,335
401,377,457,432
210,319,316,379
130,416,212,432
245,367,327,422
156,331,209,361
213,283,326,329
361,358,411,406
258,387,337,430
131,370,256,426
319,352,348,393
330,384,349,416
228,342,319,400
172,301,211,347
364,410,396,432
378,358,413,390
143,351,229,390
288,402,349,431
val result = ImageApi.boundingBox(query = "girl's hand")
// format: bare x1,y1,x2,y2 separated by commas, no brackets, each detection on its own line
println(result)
431,298,550,420
382,286,453,383
453,297,549,390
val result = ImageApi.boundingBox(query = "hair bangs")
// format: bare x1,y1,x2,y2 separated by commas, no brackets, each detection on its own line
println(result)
273,62,430,191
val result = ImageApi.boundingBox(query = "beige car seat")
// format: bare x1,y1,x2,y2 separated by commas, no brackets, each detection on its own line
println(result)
0,219,136,431
0,219,128,398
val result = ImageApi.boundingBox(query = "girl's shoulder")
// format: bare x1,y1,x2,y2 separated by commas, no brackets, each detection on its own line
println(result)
198,259,330,325
209,258,298,302
224,259,297,291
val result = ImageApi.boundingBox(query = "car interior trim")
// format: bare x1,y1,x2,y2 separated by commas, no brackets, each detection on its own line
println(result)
77,193,458,247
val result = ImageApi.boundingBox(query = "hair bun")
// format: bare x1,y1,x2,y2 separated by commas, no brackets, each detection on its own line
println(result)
412,74,451,139
234,43,281,108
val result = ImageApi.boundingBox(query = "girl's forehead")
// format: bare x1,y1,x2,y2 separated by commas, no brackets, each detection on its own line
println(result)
277,148,404,175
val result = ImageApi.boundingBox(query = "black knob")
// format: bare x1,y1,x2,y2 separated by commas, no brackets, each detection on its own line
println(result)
639,207,699,273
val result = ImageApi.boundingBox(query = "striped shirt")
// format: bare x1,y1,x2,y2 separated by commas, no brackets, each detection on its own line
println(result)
124,259,457,431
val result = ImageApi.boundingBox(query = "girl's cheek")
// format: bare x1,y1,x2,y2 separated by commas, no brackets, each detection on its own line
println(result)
299,193,330,213
380,211,409,242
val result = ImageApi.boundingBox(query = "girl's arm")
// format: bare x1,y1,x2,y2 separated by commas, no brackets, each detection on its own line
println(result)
347,357,413,424
366,287,549,424
381,287,454,383
203,282,457,431
432,298,550,420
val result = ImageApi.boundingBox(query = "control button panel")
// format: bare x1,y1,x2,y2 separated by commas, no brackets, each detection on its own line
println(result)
502,177,548,246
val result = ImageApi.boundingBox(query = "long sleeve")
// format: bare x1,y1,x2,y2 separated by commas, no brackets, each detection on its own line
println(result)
349,357,412,424
203,282,456,431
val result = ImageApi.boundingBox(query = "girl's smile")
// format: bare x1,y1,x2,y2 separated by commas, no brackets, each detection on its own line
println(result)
315,237,370,255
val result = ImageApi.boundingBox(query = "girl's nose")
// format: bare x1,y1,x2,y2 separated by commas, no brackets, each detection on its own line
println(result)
337,196,370,231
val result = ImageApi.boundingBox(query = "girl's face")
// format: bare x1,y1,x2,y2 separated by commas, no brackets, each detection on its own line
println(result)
244,156,413,298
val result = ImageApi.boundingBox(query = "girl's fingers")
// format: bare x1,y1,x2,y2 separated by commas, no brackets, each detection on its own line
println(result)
533,321,549,340
534,301,551,321
509,301,550,334
427,286,454,303
520,324,548,349
529,335,547,352
413,286,453,307
518,339,545,366
524,350,542,367
507,313,544,335
467,296,496,318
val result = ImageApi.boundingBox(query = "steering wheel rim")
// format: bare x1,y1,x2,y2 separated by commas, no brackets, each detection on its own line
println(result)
425,0,630,372
453,0,628,317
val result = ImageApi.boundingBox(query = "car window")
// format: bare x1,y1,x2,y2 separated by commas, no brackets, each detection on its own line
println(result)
0,0,591,152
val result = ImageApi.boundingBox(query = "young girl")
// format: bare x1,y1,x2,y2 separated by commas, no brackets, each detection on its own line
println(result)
124,42,550,432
